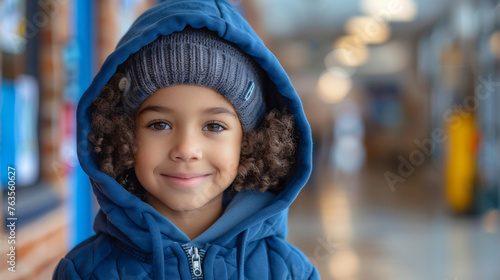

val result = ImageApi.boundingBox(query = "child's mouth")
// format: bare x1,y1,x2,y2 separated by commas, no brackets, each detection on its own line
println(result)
161,173,209,188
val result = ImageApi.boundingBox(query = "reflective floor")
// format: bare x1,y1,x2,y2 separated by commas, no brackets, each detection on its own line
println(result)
288,160,500,280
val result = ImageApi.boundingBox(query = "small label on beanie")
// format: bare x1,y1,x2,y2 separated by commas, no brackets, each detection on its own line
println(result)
243,81,255,101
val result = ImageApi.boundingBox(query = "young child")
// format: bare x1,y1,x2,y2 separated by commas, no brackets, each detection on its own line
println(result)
53,1,318,279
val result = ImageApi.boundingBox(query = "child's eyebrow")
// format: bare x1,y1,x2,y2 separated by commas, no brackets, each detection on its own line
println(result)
136,105,172,116
136,105,237,118
203,107,237,118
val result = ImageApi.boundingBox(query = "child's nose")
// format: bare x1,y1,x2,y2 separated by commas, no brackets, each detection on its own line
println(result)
168,130,202,162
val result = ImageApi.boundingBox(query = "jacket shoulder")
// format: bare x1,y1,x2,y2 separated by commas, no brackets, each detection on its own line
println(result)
53,235,104,280
283,244,320,280
52,257,83,280
54,234,152,280
244,237,318,279
64,234,114,270
54,234,113,279
273,239,318,279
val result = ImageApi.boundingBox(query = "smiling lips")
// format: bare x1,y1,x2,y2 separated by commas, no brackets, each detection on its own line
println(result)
161,173,209,188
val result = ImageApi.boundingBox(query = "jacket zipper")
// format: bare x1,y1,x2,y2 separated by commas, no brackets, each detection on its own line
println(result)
182,245,205,279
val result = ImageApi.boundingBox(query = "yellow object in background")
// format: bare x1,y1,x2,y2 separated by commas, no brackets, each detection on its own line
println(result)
445,112,477,213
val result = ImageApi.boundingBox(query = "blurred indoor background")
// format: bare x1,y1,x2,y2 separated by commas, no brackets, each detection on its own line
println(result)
1,0,500,279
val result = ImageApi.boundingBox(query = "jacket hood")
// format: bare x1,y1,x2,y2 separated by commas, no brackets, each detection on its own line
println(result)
77,0,312,261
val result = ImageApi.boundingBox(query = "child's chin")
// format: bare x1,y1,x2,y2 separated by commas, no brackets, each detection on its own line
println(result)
169,199,211,212
170,195,223,213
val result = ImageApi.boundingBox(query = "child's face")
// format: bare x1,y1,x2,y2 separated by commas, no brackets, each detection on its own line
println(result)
134,84,243,215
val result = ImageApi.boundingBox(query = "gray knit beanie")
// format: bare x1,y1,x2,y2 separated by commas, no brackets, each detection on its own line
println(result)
121,27,266,131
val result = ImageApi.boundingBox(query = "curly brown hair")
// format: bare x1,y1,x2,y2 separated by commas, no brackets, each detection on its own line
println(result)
89,72,297,200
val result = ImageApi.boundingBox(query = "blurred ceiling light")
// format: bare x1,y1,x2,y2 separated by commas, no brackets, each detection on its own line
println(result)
319,187,353,241
489,31,500,59
328,249,360,279
317,70,353,104
334,35,369,67
324,50,357,77
345,16,391,44
329,67,355,79
361,0,417,22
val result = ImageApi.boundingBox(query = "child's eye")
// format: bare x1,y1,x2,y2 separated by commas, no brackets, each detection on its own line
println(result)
203,122,226,133
148,121,171,131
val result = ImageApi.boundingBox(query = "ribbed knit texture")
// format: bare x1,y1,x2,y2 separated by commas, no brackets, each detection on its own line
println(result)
122,27,266,130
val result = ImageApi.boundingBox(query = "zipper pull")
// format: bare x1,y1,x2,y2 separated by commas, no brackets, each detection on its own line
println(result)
182,244,205,279
191,247,203,277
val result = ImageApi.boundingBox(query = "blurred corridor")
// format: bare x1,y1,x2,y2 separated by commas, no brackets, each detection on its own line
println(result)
1,0,500,279
289,162,500,280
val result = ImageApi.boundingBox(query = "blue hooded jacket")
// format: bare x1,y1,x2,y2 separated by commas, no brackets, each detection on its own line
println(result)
53,1,319,279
